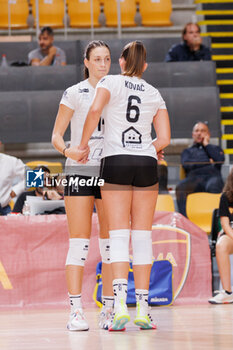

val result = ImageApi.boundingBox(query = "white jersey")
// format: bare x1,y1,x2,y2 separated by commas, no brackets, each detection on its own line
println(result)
60,79,104,176
96,75,166,159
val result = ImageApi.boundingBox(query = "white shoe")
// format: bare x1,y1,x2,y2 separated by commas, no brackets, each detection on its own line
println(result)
108,299,130,331
99,306,113,330
67,309,89,331
134,302,157,330
208,290,233,304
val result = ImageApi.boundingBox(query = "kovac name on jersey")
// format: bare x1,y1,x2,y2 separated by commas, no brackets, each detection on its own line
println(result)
125,80,145,92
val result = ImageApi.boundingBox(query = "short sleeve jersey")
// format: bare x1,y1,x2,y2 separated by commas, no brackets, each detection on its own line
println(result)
96,74,166,159
28,47,66,65
219,192,233,227
60,79,104,175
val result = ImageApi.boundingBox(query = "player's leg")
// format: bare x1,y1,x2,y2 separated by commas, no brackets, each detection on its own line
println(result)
65,195,94,331
209,234,233,304
95,198,114,329
101,184,132,331
131,181,158,330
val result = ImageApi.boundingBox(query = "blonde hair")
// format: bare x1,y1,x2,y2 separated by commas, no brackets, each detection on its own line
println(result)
121,41,146,77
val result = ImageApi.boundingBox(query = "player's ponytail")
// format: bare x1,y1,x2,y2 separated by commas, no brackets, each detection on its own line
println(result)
84,40,111,79
121,41,146,77
223,168,233,202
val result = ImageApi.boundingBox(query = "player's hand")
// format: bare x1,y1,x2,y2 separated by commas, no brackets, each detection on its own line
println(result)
77,145,90,163
202,132,210,147
157,150,164,161
65,145,90,163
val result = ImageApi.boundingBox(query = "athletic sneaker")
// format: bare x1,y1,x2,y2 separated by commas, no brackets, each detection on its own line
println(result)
108,299,130,331
67,308,89,331
134,302,157,330
208,290,233,304
99,306,113,330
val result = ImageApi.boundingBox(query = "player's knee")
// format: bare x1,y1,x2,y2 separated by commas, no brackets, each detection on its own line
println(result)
109,229,130,263
132,230,152,265
99,238,110,264
65,238,90,266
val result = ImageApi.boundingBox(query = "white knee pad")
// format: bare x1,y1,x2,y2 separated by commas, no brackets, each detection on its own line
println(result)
109,229,130,263
99,238,110,264
65,238,90,266
132,230,152,265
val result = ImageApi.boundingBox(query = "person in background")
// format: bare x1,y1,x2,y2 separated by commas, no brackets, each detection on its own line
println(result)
176,122,224,217
13,166,55,213
0,140,25,215
165,23,211,62
28,26,66,66
208,169,233,304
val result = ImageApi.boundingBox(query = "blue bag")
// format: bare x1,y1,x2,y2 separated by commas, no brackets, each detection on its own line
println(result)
93,260,173,307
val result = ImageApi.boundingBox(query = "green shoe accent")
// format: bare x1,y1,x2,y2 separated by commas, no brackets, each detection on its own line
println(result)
109,299,130,331
134,302,156,330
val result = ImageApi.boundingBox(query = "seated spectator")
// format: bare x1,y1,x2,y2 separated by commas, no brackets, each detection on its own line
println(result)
0,140,25,215
176,122,224,216
28,26,66,66
13,166,63,213
208,169,233,304
165,23,211,62
13,166,51,213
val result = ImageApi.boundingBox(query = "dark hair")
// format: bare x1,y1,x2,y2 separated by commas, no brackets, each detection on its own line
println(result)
34,165,51,173
182,23,201,41
223,169,233,202
84,40,110,79
193,121,210,131
121,41,146,77
40,26,54,37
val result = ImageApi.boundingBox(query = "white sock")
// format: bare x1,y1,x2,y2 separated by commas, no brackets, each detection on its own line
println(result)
113,278,128,305
102,296,114,308
68,293,82,313
135,289,149,308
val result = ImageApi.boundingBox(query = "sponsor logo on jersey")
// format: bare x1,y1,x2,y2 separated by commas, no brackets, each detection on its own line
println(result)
78,88,89,93
62,90,68,99
122,126,142,148
26,169,44,188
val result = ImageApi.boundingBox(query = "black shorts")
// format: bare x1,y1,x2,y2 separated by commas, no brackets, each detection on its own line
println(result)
100,155,158,187
64,174,101,199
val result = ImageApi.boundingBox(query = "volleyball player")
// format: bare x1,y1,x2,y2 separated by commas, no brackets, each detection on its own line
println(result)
51,41,114,331
79,41,170,331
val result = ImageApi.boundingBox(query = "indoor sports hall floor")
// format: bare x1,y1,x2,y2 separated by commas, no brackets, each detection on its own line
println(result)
1,304,233,350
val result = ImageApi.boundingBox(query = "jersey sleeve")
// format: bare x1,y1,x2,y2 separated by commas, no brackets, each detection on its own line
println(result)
156,90,167,110
96,75,113,94
219,193,230,218
60,85,77,110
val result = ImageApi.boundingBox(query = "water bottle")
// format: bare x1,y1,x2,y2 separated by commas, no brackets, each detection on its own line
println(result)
22,201,31,216
1,54,8,68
